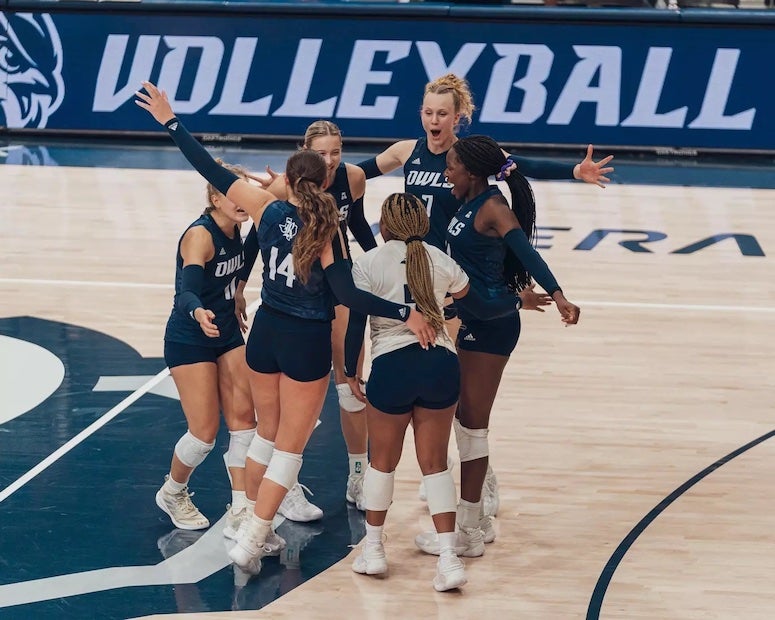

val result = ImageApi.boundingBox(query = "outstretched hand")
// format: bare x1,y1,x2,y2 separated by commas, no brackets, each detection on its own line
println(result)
573,145,614,188
518,283,553,312
405,308,436,350
246,165,281,189
134,81,176,126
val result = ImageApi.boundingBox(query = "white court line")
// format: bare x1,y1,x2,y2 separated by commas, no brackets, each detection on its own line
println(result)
0,277,171,289
0,298,263,505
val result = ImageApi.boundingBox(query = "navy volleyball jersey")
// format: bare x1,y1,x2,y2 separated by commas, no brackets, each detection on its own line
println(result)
165,214,244,346
446,186,515,321
328,162,354,259
403,137,458,251
257,200,335,321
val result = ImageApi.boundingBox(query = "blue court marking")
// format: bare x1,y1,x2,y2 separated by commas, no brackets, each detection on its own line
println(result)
0,317,362,619
586,429,775,620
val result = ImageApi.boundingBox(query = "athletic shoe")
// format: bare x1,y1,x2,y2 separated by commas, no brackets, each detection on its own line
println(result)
433,553,467,592
414,526,485,558
352,541,388,575
229,520,273,574
157,528,204,559
223,504,249,540
480,515,496,544
230,516,286,557
346,474,365,511
278,483,324,522
155,476,209,530
483,465,499,518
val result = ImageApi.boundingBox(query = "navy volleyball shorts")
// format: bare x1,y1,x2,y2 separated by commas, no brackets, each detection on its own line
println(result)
457,313,521,357
366,343,460,415
246,305,332,382
164,333,245,369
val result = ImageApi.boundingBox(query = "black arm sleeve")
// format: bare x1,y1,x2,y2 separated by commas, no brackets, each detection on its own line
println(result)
454,285,521,320
239,225,259,283
176,264,205,320
324,260,410,322
347,197,377,252
344,310,368,378
503,228,561,295
164,118,239,196
356,156,383,180
509,154,574,181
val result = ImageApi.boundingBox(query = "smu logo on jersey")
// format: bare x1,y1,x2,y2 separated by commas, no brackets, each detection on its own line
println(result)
0,13,65,128
214,254,244,277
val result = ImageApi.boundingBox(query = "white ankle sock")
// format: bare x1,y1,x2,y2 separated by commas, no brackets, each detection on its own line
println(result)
231,490,247,513
365,522,383,545
437,532,457,554
165,476,186,493
349,453,367,477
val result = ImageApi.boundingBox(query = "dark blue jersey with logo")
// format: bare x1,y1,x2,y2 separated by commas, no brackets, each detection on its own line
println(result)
257,200,335,321
165,213,244,346
446,186,515,321
328,162,354,259
403,137,458,251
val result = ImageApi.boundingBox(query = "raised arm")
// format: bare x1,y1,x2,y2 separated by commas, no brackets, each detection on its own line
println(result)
135,82,277,223
357,139,417,179
503,145,613,187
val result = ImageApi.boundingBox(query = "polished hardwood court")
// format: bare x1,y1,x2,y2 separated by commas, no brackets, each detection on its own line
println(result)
2,157,774,620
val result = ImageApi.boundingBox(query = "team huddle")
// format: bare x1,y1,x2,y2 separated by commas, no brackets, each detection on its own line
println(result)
135,73,608,592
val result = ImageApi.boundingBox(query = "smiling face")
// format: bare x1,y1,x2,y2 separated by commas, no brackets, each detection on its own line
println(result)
210,190,250,227
444,146,471,201
421,92,460,154
306,134,342,185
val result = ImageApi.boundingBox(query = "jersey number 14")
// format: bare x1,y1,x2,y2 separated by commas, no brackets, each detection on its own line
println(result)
268,246,296,288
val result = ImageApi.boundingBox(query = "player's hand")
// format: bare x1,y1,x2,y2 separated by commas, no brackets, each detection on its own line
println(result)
346,376,367,403
573,145,614,188
234,290,248,333
552,292,581,326
246,166,281,189
518,283,553,312
405,307,436,350
194,308,220,338
134,82,176,125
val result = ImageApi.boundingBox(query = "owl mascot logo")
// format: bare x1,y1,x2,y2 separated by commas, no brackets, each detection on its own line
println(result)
0,12,64,128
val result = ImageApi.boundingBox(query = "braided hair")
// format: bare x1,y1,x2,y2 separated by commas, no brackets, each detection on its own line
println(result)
285,150,339,284
381,193,445,336
451,135,537,291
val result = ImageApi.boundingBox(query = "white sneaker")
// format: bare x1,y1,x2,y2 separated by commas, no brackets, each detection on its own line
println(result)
433,553,467,592
483,465,499,518
352,541,388,575
223,504,249,540
155,476,210,530
229,515,286,557
480,515,496,544
278,483,324,522
346,474,365,511
414,526,485,558
229,520,272,574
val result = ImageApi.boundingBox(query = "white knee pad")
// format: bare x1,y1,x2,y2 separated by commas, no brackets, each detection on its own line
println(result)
454,418,489,463
225,428,256,468
174,431,215,468
423,469,457,516
336,383,366,413
264,450,303,490
246,433,274,467
363,465,394,512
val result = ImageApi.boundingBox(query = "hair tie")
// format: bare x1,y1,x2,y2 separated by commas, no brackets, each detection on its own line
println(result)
405,235,423,244
496,158,515,182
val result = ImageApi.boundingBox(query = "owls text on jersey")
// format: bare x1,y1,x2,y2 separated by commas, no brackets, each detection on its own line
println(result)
351,240,468,359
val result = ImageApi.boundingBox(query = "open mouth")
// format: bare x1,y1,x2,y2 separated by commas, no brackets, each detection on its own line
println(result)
430,129,441,138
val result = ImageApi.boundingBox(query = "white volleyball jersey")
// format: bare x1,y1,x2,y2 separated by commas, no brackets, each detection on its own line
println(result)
351,239,469,359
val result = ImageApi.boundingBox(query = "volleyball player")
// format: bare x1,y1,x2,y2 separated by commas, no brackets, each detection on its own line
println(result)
414,134,580,558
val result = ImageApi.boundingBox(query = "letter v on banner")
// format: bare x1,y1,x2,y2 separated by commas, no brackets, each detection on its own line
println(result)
93,35,161,112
